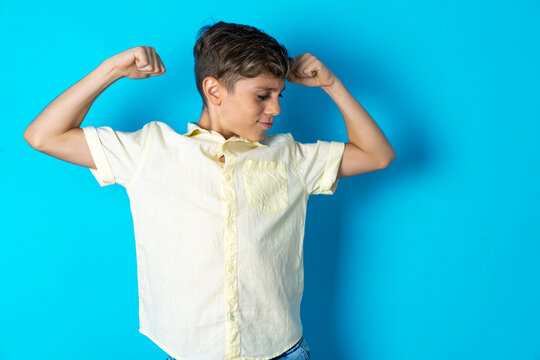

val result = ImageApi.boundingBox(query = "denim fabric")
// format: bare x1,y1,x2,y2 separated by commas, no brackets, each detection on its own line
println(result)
269,337,311,359
164,336,311,360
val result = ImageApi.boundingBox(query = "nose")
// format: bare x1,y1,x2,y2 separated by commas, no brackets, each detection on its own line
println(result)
265,96,281,116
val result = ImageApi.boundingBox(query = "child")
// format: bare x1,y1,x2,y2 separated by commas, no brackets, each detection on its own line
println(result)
24,21,394,360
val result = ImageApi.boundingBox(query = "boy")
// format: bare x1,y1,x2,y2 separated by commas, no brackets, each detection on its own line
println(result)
24,21,394,360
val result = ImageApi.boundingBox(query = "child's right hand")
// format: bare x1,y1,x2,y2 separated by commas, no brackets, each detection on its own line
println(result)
108,46,166,79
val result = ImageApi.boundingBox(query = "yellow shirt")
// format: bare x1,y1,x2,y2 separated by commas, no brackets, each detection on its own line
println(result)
82,121,345,360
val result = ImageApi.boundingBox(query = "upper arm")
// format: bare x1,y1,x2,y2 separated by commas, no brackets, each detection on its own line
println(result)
32,127,97,170
31,122,155,188
336,142,392,179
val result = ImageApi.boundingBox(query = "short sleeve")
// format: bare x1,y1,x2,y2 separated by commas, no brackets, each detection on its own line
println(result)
82,122,154,188
288,134,346,195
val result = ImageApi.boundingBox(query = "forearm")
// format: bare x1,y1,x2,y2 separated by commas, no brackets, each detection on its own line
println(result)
322,78,395,163
24,58,123,148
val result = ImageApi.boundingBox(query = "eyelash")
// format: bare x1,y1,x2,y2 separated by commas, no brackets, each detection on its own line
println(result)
258,94,284,101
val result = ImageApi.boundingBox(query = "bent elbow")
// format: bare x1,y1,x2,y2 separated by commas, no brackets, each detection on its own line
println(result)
23,128,37,149
379,152,396,169
24,127,46,151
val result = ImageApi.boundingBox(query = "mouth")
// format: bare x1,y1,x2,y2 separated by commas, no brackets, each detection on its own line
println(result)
259,121,273,129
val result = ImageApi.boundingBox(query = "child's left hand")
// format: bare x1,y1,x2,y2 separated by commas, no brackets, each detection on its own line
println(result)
287,53,338,88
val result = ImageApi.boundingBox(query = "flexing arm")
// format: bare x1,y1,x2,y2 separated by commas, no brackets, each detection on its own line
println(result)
23,46,166,169
287,53,395,178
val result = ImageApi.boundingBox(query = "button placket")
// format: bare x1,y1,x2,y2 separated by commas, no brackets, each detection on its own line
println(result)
220,152,241,360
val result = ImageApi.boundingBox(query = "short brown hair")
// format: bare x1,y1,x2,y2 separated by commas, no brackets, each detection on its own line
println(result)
193,21,291,110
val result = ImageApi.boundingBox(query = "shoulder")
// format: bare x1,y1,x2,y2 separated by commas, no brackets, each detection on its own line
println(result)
148,121,187,140
151,121,179,133
261,132,294,148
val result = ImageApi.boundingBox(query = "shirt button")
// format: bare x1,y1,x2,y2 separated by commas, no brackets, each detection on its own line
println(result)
224,174,232,181
229,312,235,321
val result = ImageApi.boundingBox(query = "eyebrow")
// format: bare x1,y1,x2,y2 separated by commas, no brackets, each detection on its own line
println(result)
254,84,286,92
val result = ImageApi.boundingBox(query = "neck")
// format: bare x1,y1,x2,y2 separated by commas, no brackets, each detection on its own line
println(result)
197,108,235,140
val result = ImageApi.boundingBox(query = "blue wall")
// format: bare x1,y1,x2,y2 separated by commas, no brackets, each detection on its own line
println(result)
2,0,539,359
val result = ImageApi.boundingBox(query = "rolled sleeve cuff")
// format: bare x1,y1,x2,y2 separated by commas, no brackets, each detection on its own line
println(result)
314,141,345,195
82,126,115,187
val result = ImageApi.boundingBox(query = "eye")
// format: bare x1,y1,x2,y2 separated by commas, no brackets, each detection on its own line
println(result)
257,93,284,101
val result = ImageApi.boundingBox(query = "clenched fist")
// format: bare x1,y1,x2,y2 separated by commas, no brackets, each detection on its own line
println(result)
108,46,166,80
287,53,337,88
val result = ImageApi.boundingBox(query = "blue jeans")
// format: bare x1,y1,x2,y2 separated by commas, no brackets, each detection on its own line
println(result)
164,336,311,359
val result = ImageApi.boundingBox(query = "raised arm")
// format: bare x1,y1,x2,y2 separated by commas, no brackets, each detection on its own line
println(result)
23,46,166,169
322,77,395,178
287,53,395,178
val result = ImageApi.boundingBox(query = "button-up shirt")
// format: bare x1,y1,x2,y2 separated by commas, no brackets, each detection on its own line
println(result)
81,121,345,360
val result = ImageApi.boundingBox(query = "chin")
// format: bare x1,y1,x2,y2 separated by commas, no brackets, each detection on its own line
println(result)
245,131,265,142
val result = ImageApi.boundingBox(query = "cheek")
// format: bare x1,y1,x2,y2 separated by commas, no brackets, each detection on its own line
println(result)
225,98,264,124
241,101,264,119
252,101,266,115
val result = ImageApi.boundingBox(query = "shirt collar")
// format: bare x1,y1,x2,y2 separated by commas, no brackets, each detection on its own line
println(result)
184,122,268,148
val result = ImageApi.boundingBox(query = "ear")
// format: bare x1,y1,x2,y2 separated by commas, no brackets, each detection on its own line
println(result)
203,76,224,106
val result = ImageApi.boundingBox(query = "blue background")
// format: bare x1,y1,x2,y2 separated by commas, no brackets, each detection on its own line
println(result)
2,0,539,359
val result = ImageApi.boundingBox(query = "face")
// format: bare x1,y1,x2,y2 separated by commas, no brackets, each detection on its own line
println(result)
218,73,285,142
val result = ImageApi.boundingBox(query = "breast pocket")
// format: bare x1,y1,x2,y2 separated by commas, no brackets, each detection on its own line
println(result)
242,159,289,214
